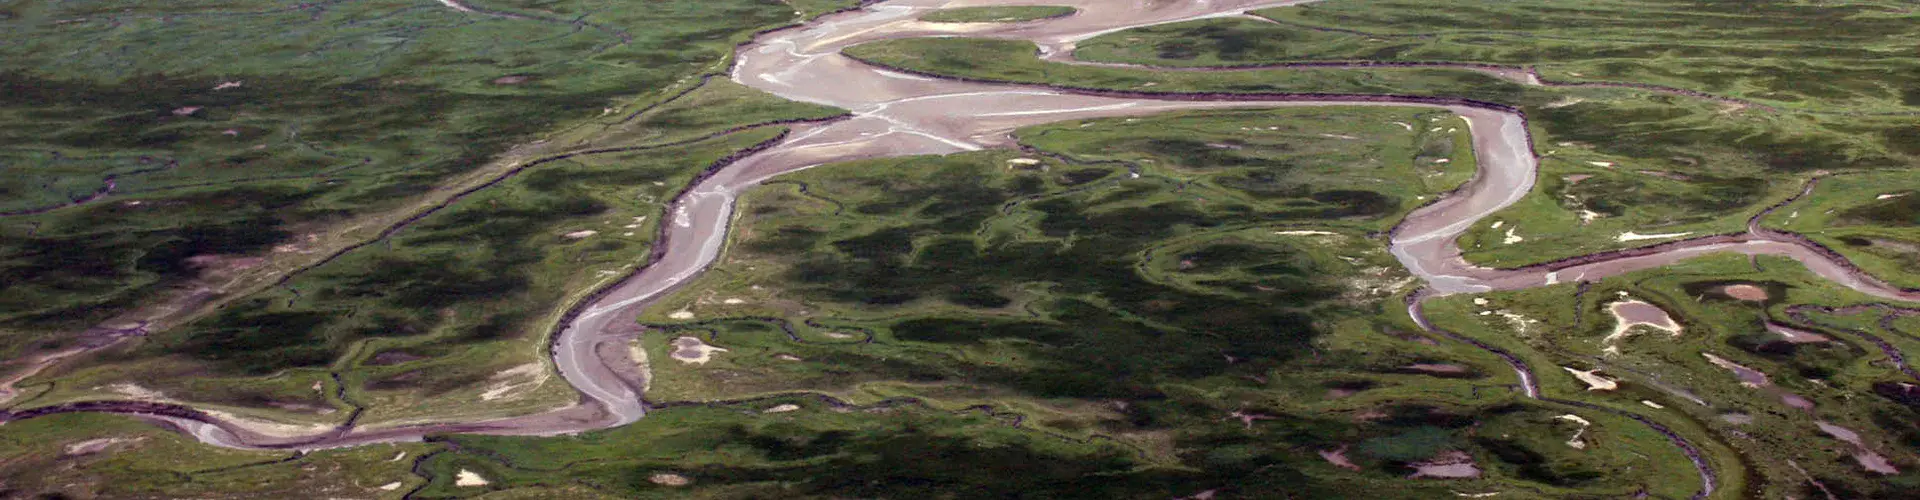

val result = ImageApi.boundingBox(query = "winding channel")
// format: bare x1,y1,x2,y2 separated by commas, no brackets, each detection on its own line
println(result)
8,0,1920,496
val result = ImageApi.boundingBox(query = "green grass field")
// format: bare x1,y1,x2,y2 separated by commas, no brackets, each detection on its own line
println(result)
1424,253,1920,497
2,0,853,434
0,0,850,333
14,91,841,430
5,1,1918,497
500,109,1706,497
1760,170,1920,289
0,411,438,499
1072,0,1920,112
843,36,1920,270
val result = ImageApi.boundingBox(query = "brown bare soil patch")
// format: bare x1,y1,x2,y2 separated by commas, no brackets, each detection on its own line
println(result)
184,254,267,276
63,437,141,456
669,336,727,364
1722,284,1768,301
1319,446,1361,471
649,472,692,486
1408,450,1480,479
1403,363,1470,375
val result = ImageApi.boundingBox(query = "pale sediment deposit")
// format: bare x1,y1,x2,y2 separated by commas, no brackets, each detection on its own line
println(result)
1564,367,1619,391
669,336,728,365
456,469,489,487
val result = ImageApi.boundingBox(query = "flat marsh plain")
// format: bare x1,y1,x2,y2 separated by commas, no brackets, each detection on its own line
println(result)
2,0,1918,498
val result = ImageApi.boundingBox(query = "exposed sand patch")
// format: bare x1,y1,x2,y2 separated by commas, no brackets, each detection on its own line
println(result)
723,298,746,305
1578,209,1602,225
1617,231,1692,242
669,336,728,365
621,340,652,394
1319,446,1361,471
564,230,598,239
1274,230,1338,236
668,310,695,320
1767,323,1831,344
64,437,138,456
822,331,855,339
1720,413,1753,425
172,106,202,116
1555,414,1591,449
1878,192,1909,200
379,481,404,491
1722,284,1768,301
213,81,243,90
1587,161,1614,168
774,353,803,362
436,0,476,12
203,410,334,438
1228,410,1276,429
1179,489,1219,500
1392,121,1413,131
1409,450,1481,479
1545,97,1586,108
1006,158,1041,166
764,404,801,413
456,469,489,487
1352,408,1389,422
1501,228,1523,244
1562,174,1593,185
390,451,408,462
1641,400,1665,409
1563,367,1618,391
491,75,531,85
479,363,549,401
1493,310,1538,334
108,383,167,400
185,254,267,275
649,473,691,486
